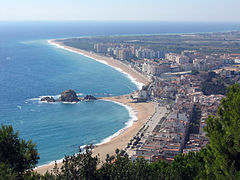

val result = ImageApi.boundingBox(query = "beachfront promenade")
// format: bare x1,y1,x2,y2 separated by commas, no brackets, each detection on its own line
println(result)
125,103,169,157
144,105,168,136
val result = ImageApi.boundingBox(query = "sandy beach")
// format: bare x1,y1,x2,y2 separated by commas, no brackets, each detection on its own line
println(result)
48,40,150,87
92,95,154,163
35,40,154,174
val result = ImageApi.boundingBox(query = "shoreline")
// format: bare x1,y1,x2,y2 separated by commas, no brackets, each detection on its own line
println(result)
92,96,154,164
35,40,154,174
47,39,150,88
95,99,138,146
36,95,154,174
35,98,138,169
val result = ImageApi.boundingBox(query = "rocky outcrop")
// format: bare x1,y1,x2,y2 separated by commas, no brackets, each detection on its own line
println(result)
84,95,97,101
40,96,56,102
59,89,79,102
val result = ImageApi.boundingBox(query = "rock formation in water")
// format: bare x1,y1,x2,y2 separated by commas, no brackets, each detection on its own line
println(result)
59,89,79,102
40,96,56,102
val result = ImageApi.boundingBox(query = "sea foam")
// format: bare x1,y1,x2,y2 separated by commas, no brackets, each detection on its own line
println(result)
96,99,138,146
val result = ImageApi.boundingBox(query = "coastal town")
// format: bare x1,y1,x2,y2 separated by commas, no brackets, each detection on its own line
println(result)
3,0,240,178
110,48,240,162
55,31,240,163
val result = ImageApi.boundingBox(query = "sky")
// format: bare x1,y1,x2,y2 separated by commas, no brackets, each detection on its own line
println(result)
0,0,239,22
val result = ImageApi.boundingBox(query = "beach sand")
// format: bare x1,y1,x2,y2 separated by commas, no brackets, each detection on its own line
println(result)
93,95,154,163
48,40,150,87
35,40,154,174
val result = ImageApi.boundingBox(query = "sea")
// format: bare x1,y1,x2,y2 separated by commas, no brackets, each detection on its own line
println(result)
0,21,240,166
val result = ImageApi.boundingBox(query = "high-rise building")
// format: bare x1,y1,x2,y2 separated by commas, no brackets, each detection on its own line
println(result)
94,43,108,53
155,50,165,58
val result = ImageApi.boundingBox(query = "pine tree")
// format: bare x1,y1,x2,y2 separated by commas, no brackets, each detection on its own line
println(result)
204,84,240,179
0,124,39,177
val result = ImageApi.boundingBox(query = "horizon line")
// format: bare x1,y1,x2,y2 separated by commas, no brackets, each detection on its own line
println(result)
0,20,240,23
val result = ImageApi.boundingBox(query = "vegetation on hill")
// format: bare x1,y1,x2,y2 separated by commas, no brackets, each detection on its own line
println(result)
1,84,240,179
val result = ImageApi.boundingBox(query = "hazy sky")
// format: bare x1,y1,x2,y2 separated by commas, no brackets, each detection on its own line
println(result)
0,0,239,22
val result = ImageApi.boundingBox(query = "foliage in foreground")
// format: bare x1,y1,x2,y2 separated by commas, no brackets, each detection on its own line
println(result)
204,84,240,179
2,84,240,179
0,124,39,179
42,148,204,180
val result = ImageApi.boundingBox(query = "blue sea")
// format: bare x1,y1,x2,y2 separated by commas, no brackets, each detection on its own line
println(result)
1,21,240,166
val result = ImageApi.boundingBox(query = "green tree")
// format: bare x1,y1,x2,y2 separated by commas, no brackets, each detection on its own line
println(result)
0,124,39,176
132,158,152,180
97,151,163,180
149,160,169,180
54,145,99,180
204,84,240,179
169,151,205,180
97,150,134,180
0,163,17,179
